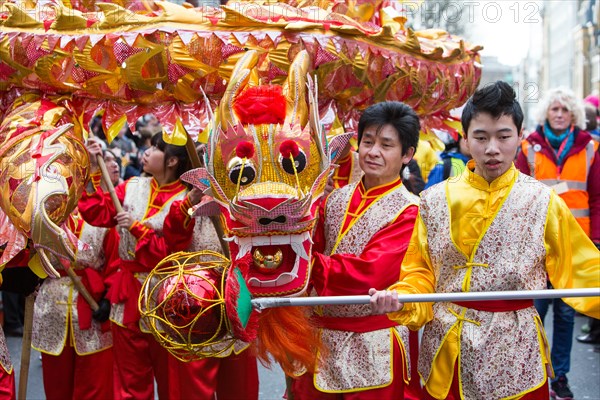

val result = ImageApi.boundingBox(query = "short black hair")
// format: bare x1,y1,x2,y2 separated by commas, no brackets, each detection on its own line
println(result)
357,101,420,156
461,81,524,135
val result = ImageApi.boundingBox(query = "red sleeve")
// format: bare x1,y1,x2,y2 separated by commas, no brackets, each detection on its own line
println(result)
587,151,600,244
101,228,120,280
163,198,196,253
3,249,31,268
127,222,170,270
514,143,531,175
78,181,127,227
311,204,418,296
311,199,327,255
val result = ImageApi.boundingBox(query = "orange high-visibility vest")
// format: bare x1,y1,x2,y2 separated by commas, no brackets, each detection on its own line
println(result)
522,139,598,236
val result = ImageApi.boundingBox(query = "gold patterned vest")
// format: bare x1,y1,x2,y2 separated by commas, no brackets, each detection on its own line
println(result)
314,182,417,392
32,221,113,355
0,330,12,374
418,172,552,399
111,177,186,328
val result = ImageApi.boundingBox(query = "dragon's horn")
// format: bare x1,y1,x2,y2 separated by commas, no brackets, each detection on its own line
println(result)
283,50,310,127
218,50,260,129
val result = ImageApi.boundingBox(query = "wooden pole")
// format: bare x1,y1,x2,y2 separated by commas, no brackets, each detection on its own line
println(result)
184,135,230,259
96,154,124,213
17,294,35,400
65,267,99,311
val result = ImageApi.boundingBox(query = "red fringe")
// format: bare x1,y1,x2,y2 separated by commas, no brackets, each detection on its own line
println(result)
255,307,323,376
225,264,259,343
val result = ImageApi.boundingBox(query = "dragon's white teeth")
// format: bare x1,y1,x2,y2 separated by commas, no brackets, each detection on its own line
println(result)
290,241,309,261
251,236,271,246
236,237,253,260
270,235,292,245
233,232,311,260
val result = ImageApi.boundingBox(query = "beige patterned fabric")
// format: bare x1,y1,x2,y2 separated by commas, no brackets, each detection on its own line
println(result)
0,329,12,374
32,223,112,355
188,216,225,254
76,218,107,270
314,182,416,392
418,173,552,399
118,177,185,261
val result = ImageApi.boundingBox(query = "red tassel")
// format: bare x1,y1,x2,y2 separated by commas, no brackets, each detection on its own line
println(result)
280,140,299,158
236,141,255,159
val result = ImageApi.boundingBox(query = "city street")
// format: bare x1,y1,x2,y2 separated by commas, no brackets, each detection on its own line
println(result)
6,310,600,399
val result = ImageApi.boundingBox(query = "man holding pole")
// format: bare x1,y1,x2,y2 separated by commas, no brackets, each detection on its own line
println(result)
370,81,600,399
290,101,422,399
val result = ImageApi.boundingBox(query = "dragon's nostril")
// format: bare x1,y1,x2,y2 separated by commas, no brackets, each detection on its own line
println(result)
258,215,287,225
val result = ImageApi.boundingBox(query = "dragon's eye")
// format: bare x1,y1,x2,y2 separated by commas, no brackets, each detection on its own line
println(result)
280,151,307,174
227,157,256,186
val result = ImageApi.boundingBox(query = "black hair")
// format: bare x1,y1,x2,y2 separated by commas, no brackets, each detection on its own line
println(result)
461,81,524,135
357,101,420,156
151,133,191,178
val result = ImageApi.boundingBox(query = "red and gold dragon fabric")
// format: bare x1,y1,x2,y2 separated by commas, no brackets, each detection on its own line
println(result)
0,0,482,373
0,95,89,277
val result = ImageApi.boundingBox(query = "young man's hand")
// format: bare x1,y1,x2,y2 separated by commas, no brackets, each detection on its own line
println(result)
369,288,403,314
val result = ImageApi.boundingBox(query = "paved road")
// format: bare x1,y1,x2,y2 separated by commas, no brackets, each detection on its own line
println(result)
6,311,600,399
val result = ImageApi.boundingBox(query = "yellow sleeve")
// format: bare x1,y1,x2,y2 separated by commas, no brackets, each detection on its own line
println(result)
387,212,435,330
545,192,600,318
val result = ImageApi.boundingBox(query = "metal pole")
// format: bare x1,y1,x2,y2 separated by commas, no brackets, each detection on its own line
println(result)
251,288,600,311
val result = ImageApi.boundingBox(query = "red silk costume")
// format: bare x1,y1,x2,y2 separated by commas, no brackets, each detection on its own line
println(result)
162,198,260,400
32,212,116,400
292,178,421,399
78,174,186,400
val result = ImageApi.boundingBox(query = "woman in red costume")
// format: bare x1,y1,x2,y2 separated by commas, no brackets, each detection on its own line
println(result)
32,211,117,400
79,133,191,400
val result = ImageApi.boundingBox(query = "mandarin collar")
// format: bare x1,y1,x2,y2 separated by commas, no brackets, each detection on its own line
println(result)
359,177,402,196
464,160,518,192
151,177,184,191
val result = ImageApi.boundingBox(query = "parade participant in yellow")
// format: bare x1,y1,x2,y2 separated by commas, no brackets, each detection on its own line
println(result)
370,81,600,400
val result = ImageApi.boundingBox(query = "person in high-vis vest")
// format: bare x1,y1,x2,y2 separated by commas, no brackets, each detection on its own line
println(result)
514,87,600,400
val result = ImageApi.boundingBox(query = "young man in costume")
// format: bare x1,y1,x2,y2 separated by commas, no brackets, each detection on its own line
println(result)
370,81,600,400
291,101,422,399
